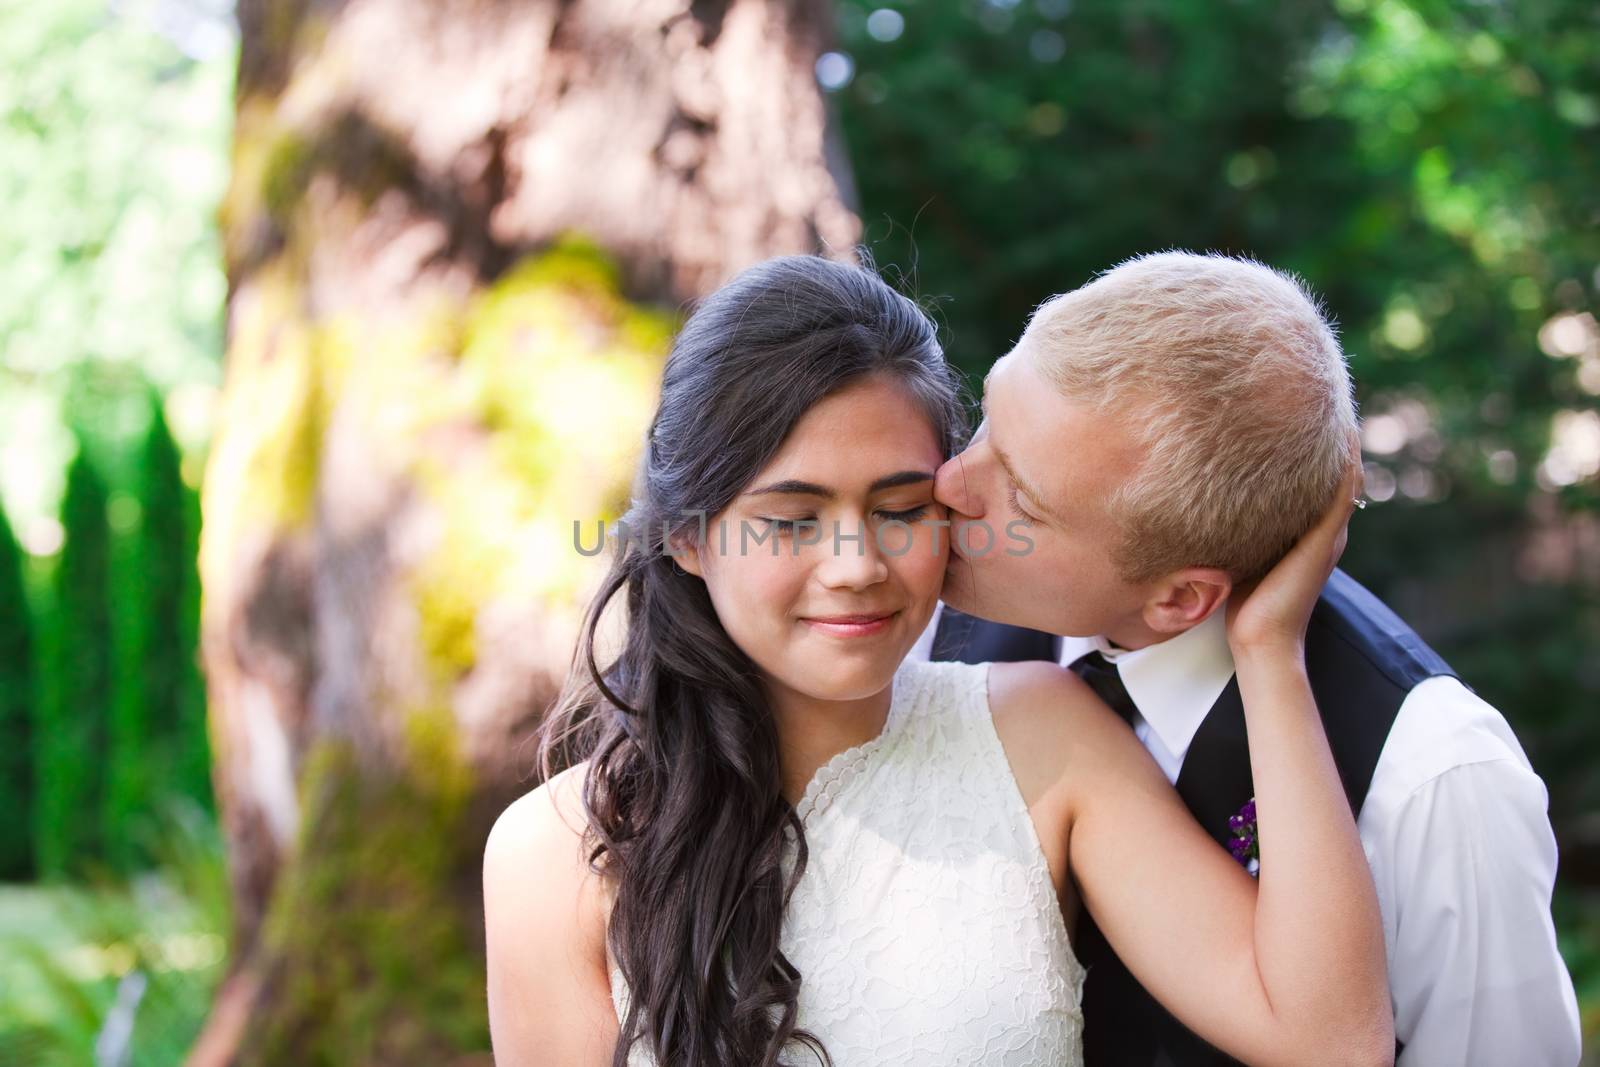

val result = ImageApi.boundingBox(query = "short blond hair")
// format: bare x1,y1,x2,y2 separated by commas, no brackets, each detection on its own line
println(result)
1024,250,1357,584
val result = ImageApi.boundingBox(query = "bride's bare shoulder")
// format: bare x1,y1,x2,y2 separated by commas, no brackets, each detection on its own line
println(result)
484,761,616,1060
987,659,1108,731
483,763,607,961
986,660,1143,801
484,761,601,900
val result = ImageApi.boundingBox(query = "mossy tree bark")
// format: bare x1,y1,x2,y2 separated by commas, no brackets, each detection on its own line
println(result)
191,1,857,1063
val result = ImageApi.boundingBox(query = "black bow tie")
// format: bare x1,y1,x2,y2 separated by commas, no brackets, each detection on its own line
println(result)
1068,650,1139,727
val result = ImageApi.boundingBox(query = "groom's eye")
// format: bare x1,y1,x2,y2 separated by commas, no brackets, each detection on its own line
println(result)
1006,482,1037,525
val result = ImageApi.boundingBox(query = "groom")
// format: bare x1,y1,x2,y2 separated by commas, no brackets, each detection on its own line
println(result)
909,252,1581,1066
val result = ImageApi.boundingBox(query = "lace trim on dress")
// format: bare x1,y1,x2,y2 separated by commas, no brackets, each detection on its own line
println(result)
794,670,919,825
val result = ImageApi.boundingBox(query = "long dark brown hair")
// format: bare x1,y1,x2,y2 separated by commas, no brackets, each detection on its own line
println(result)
537,255,966,1066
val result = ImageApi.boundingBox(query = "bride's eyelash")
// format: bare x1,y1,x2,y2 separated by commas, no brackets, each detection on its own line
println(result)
760,506,930,534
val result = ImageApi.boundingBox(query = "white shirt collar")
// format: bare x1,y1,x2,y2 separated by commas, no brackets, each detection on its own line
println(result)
1056,609,1236,767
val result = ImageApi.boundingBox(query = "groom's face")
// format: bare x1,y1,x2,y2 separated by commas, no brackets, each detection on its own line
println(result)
934,346,1148,640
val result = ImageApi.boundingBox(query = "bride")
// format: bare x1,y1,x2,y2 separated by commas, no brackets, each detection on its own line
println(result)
483,255,1394,1066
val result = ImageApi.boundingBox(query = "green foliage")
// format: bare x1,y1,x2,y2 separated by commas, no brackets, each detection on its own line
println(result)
0,795,232,1066
34,441,114,880
0,0,226,882
106,468,155,878
833,0,1600,798
0,0,229,640
837,0,1600,416
0,0,230,389
143,406,212,819
104,388,212,875
1555,886,1600,1042
0,507,36,880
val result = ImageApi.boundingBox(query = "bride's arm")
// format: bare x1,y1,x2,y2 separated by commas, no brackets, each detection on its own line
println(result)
1007,461,1391,1066
484,763,619,1066
1218,459,1391,1065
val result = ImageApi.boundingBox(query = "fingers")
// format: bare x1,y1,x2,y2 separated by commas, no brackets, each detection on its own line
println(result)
1314,464,1360,540
1346,429,1366,504
1325,454,1362,568
1295,455,1361,575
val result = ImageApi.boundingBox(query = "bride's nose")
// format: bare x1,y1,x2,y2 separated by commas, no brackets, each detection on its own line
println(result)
814,523,891,590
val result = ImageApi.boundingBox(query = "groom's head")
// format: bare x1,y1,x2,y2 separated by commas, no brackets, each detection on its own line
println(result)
934,251,1357,649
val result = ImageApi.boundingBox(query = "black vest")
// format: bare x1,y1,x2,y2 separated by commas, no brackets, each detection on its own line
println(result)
929,568,1456,1066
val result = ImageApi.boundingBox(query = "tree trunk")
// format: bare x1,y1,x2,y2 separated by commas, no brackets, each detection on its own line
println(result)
191,1,856,1062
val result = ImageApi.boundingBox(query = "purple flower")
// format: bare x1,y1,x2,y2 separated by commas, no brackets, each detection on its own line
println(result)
1227,797,1260,876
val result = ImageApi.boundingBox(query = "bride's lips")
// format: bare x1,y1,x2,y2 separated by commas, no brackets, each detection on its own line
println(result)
801,611,899,638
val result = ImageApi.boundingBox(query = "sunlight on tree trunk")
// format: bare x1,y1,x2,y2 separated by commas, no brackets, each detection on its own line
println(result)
191,1,858,1062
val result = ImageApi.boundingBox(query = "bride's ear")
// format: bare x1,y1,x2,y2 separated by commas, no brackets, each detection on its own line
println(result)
1142,567,1232,634
667,533,705,578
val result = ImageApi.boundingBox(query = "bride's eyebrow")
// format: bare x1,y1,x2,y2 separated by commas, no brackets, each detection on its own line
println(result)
746,471,935,499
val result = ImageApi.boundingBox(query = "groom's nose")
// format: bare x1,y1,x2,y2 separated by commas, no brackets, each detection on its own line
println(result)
934,447,985,519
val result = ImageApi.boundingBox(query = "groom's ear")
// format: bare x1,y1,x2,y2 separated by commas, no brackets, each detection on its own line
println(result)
1142,567,1232,635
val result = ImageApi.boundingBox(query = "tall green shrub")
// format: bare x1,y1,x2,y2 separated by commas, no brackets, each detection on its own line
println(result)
110,392,212,875
0,506,36,880
140,395,212,815
105,462,153,875
34,440,113,879
106,388,213,872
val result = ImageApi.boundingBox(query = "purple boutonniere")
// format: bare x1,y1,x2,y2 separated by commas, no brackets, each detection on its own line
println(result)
1227,798,1260,878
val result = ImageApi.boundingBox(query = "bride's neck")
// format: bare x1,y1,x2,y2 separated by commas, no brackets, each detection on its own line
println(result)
764,678,895,807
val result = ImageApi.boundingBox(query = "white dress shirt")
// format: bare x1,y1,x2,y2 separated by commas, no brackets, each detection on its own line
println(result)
910,602,1582,1067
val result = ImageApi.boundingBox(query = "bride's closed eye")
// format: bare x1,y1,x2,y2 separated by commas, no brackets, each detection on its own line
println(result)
759,505,932,534
758,516,810,535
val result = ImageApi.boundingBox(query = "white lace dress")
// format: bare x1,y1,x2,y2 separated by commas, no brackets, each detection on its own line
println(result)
609,657,1086,1065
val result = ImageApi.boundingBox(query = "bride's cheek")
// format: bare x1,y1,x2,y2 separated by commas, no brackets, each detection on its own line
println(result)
742,552,811,625
898,525,950,598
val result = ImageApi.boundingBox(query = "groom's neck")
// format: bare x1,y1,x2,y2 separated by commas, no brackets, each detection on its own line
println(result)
1100,619,1185,653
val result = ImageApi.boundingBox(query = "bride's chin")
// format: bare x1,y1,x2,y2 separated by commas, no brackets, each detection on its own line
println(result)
795,651,907,698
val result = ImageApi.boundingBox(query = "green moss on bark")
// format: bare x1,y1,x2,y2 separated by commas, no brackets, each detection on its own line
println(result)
407,237,675,686
242,739,487,1066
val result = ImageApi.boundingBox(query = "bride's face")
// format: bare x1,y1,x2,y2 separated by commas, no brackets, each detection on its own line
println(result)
675,375,949,704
